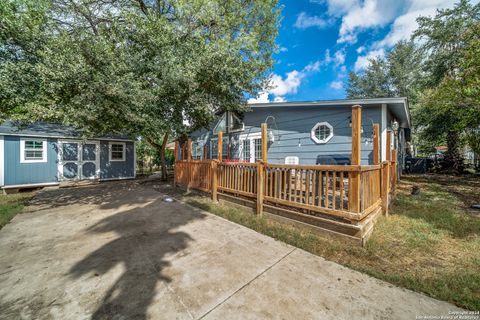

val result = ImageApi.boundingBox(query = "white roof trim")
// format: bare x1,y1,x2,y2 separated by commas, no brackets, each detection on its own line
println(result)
249,97,410,128
0,132,135,142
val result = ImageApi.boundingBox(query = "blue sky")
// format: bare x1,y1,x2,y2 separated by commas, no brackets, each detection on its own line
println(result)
248,0,470,103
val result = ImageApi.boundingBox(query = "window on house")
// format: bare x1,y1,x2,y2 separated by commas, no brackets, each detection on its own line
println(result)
210,139,218,159
21,139,47,163
254,139,262,161
191,141,203,160
222,137,229,159
311,122,334,144
229,112,244,132
242,140,250,162
213,114,227,135
213,112,244,135
109,142,126,161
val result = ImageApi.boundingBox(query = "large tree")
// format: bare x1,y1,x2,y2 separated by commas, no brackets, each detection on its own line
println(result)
346,0,480,172
0,0,280,179
346,40,422,102
413,0,480,172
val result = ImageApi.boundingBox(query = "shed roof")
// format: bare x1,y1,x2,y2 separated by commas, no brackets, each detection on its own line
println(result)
249,97,410,128
0,121,134,141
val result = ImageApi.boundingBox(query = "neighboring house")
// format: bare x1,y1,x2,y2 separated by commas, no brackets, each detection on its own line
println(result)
188,97,410,173
0,121,136,191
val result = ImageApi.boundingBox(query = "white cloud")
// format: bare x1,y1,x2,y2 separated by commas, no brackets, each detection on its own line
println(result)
279,46,288,52
334,50,346,65
248,91,270,104
337,0,403,44
269,71,303,97
354,48,385,71
303,61,321,72
294,12,330,29
324,0,359,16
248,61,321,103
323,49,346,67
375,1,458,49
330,81,344,90
356,46,365,53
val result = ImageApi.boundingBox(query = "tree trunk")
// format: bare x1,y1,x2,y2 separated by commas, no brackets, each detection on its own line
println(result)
159,133,169,181
146,133,169,181
443,130,464,174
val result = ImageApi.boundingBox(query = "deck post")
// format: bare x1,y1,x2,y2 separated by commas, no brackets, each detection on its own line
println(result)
386,130,392,161
256,161,264,215
349,105,362,213
203,144,208,160
386,130,392,192
187,138,192,161
261,123,268,162
381,161,390,216
186,139,191,189
211,160,218,202
174,141,179,186
181,141,186,161
372,123,380,165
217,131,223,162
391,149,397,190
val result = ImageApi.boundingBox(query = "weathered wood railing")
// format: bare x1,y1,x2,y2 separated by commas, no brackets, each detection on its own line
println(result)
263,164,353,219
175,160,212,193
217,162,258,199
175,160,388,222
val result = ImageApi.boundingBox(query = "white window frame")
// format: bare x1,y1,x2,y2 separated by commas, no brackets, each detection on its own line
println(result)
109,142,126,162
20,138,48,163
213,112,245,136
311,122,334,144
210,138,218,159
228,112,245,133
238,132,262,163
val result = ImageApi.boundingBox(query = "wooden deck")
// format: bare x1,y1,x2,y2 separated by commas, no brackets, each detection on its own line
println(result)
174,159,395,245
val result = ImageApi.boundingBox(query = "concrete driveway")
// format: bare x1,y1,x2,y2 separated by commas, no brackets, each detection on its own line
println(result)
0,181,461,319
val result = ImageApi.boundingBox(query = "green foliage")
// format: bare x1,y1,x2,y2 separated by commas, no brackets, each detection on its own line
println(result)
346,1,480,169
413,0,480,87
415,18,480,168
346,41,422,102
136,139,174,168
0,192,34,229
0,0,280,142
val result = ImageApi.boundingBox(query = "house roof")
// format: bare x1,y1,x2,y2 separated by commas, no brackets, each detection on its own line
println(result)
249,97,411,128
0,121,134,141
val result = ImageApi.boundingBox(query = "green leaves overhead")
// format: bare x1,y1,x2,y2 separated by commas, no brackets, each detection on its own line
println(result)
0,0,280,141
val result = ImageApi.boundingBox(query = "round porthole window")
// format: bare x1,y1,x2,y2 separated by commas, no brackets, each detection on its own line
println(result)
311,122,334,144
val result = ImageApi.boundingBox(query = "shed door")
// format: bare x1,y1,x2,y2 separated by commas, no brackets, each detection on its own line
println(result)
59,141,100,181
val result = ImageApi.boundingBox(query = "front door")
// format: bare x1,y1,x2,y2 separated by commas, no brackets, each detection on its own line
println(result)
58,141,100,181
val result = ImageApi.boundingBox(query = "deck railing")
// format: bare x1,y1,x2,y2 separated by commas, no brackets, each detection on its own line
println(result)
175,160,391,222
217,162,258,199
175,160,212,193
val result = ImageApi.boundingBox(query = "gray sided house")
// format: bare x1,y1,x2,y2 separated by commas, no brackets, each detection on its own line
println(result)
0,122,136,191
188,97,410,171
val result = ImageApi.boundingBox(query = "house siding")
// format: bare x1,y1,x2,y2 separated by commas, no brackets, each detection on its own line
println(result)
192,105,382,165
4,136,58,186
99,141,135,179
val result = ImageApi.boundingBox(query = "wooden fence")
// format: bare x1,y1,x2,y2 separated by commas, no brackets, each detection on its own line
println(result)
175,160,212,193
173,106,399,243
175,160,394,222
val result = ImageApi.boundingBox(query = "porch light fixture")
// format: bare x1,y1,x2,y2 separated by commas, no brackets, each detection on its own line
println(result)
392,120,399,134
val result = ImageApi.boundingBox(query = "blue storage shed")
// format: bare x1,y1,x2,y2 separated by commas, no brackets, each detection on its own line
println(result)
0,121,136,191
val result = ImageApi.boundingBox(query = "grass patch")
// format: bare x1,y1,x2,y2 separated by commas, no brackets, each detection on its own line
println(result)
178,174,480,310
0,192,35,229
